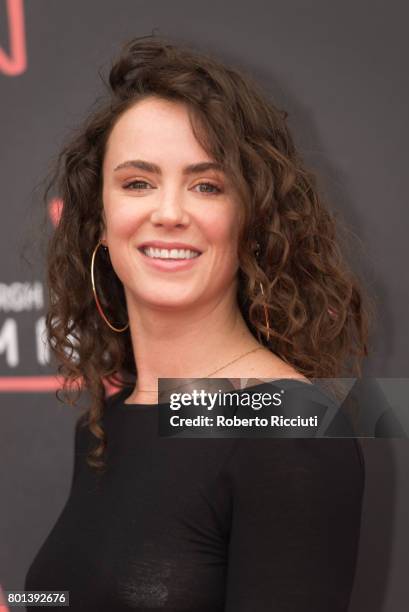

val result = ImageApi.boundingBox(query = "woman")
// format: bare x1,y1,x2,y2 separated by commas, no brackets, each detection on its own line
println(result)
25,34,371,610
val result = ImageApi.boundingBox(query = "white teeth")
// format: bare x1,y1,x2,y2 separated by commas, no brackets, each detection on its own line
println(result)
142,247,200,260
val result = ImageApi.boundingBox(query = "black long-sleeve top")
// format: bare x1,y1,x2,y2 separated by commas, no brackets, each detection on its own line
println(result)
25,380,365,611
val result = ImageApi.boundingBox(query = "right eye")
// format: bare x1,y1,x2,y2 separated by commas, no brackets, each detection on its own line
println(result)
123,180,153,190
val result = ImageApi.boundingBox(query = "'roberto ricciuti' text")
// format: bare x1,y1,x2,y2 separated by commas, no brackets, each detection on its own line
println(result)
169,415,318,428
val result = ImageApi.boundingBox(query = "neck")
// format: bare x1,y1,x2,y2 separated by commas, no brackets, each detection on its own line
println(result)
124,286,261,398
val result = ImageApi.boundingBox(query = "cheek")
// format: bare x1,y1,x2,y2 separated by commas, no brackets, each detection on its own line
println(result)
203,205,239,245
201,212,239,271
103,192,143,237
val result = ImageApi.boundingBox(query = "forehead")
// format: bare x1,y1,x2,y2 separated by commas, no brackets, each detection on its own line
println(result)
103,97,209,169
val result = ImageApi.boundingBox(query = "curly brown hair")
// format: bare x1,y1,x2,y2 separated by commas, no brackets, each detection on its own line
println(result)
40,34,375,472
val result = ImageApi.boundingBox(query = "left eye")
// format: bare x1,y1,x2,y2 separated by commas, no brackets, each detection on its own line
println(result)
194,182,221,194
123,181,152,190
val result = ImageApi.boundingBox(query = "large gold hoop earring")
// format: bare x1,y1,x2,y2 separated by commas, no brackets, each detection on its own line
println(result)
91,240,129,333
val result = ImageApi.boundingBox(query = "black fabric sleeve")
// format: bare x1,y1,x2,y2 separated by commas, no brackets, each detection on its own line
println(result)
223,437,365,611
68,413,88,494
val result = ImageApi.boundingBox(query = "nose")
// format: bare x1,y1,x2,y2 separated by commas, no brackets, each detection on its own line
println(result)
150,188,190,228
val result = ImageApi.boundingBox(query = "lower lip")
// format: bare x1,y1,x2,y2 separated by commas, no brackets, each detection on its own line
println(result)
137,249,202,271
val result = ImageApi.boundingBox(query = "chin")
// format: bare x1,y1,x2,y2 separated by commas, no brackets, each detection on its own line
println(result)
136,289,200,309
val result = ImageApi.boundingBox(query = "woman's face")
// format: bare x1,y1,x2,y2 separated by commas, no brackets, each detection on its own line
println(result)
101,96,241,310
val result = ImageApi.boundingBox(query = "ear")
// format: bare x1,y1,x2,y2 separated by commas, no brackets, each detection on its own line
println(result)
99,230,107,247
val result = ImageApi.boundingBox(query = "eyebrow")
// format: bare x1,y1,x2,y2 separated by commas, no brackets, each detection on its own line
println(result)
113,159,224,175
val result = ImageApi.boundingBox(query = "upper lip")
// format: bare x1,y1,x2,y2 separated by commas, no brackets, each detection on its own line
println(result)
138,240,202,253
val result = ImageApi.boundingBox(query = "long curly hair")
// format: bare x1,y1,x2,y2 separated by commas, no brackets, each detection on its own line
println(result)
41,34,375,472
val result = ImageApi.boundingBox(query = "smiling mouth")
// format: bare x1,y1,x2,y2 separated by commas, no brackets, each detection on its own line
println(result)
138,246,202,260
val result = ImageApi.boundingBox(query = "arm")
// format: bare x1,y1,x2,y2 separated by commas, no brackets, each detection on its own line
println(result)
223,437,365,611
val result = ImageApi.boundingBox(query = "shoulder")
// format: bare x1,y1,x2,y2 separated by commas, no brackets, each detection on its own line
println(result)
230,347,310,386
256,349,310,381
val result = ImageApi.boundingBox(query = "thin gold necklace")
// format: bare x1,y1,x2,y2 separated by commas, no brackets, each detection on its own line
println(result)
132,345,265,397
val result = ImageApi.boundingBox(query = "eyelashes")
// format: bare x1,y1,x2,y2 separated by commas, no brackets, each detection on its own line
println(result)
122,180,222,194
123,180,151,190
194,182,222,194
